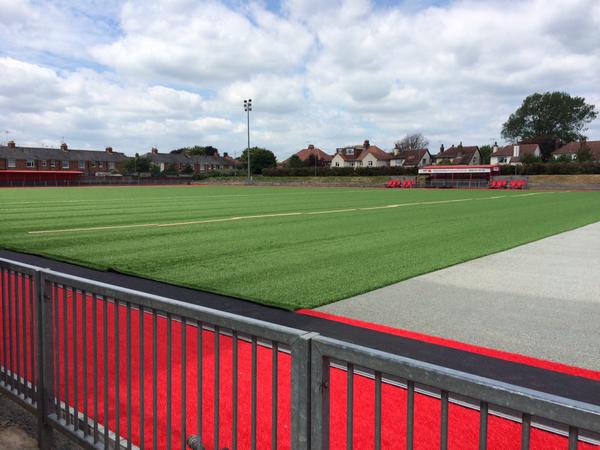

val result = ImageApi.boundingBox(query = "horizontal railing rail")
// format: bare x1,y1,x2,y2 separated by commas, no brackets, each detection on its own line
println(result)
1,257,599,450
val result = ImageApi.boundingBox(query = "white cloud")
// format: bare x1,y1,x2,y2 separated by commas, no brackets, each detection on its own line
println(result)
1,0,599,159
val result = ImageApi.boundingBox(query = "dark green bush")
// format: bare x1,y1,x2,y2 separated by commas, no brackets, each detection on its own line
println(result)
261,166,418,177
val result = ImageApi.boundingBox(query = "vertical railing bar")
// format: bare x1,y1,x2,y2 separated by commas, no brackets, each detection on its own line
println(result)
167,313,172,450
12,272,23,393
127,302,132,450
53,283,60,418
568,426,579,450
197,321,203,444
115,299,120,445
22,273,27,396
29,274,36,401
181,318,187,450
8,269,14,391
214,325,220,450
346,362,354,450
152,310,158,450
93,294,99,444
103,296,109,450
1,268,7,387
271,341,278,450
72,287,79,432
441,389,449,450
251,336,257,450
374,371,382,450
406,380,415,450
479,401,488,450
62,284,69,425
139,306,145,450
232,330,238,450
520,413,531,450
82,291,88,436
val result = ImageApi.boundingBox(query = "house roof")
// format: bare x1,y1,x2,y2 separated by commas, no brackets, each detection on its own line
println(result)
436,145,479,164
293,145,333,162
358,145,392,161
145,151,231,166
0,145,128,162
491,144,539,160
391,149,430,165
554,141,600,159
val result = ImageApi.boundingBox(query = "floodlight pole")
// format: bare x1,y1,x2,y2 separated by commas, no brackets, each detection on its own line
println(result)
244,99,252,181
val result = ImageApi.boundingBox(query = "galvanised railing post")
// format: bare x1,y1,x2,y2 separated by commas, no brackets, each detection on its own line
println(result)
290,331,318,450
35,270,54,449
309,341,330,450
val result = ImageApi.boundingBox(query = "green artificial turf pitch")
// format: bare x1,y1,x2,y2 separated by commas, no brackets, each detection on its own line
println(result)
1,185,600,310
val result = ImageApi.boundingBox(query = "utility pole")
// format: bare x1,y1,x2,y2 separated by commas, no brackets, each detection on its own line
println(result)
243,99,252,181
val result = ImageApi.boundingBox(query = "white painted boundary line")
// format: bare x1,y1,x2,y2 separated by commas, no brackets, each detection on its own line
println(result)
27,192,549,235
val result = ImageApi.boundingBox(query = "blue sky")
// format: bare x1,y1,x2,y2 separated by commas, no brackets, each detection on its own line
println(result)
1,0,599,158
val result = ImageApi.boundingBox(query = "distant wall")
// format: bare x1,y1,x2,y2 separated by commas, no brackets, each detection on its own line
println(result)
526,175,600,190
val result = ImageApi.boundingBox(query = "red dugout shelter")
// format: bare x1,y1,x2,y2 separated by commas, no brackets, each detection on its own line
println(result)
418,165,500,189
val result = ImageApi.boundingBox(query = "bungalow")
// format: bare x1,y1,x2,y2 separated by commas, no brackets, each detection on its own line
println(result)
553,141,600,162
490,144,541,165
434,144,481,165
283,144,332,167
390,149,432,167
0,141,128,174
144,148,235,173
331,140,392,168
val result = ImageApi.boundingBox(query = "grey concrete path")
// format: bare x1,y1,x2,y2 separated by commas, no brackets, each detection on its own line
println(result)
318,222,600,371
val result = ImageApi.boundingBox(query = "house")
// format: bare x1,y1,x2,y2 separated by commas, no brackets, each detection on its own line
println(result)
490,143,541,165
0,141,128,174
144,148,235,173
331,140,392,168
553,141,600,162
390,149,432,167
283,144,332,167
434,144,481,165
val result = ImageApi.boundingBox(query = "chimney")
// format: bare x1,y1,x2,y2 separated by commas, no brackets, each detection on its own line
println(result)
308,144,315,150
492,141,498,152
363,140,370,149
223,152,229,158
393,148,399,156
60,143,68,151
7,140,16,148
513,145,520,158
440,144,445,153
151,147,158,155
105,146,113,153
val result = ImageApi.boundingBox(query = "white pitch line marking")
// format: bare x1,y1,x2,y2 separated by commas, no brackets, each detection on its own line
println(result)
27,192,550,235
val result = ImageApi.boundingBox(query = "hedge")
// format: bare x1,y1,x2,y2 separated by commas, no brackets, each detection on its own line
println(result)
261,166,418,177
499,162,600,175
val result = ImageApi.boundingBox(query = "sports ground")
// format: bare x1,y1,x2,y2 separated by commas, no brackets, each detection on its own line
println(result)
1,185,600,310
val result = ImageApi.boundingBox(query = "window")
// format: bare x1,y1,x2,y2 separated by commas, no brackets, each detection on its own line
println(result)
50,160,55,168
41,160,47,167
368,160,373,166
109,162,115,170
97,161,103,168
91,161,96,167
335,162,339,167
345,148,354,155
62,161,69,169
27,160,35,168
8,159,16,168
79,161,86,169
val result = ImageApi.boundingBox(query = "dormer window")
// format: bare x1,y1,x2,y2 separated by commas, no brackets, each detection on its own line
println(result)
345,148,354,155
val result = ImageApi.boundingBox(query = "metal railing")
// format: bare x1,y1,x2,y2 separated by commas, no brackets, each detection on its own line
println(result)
310,335,600,450
1,257,600,450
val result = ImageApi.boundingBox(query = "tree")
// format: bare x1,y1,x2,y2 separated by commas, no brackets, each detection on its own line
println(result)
576,144,593,162
239,147,277,174
479,145,493,164
394,133,429,151
287,154,304,168
171,145,219,156
124,155,157,174
501,92,597,159
521,154,542,164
